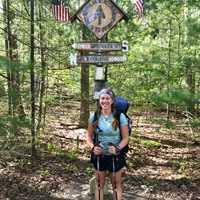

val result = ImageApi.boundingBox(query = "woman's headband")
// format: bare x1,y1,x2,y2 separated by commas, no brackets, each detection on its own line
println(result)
99,88,115,99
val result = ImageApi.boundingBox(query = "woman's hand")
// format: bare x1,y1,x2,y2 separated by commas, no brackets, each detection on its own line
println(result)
93,145,103,155
108,143,120,155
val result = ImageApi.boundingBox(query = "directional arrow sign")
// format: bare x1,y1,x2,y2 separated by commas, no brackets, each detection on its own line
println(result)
76,54,127,64
72,41,128,52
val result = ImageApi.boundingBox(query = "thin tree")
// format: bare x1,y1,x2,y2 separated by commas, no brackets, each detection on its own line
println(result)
36,0,48,134
3,0,25,134
3,0,12,116
30,0,36,157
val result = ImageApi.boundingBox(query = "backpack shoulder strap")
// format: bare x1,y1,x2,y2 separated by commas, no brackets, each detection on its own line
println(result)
114,112,121,130
92,111,99,144
93,111,98,123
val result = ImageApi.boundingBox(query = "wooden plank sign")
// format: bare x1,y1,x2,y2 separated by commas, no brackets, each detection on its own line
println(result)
72,41,128,52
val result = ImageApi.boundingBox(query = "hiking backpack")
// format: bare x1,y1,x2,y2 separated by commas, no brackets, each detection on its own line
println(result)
114,96,132,153
93,96,132,153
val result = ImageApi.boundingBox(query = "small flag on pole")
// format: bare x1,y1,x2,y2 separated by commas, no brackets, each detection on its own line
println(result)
134,0,144,16
51,0,69,22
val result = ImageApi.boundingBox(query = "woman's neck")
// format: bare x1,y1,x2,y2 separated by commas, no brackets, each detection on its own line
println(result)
101,108,112,116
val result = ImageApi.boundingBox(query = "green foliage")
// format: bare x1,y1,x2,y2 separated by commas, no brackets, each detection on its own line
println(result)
0,80,6,96
44,95,57,106
84,167,93,176
47,143,57,151
0,56,31,72
152,88,199,109
172,159,189,174
0,0,199,144
190,118,200,128
66,149,78,161
47,143,78,161
0,116,10,135
39,169,50,177
0,114,30,136
107,0,200,113
139,139,161,149
164,119,175,129
47,143,65,155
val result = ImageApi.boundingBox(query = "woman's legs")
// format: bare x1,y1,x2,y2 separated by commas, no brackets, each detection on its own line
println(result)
95,170,106,200
110,168,123,200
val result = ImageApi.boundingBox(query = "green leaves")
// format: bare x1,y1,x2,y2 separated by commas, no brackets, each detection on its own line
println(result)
0,56,31,72
152,88,199,107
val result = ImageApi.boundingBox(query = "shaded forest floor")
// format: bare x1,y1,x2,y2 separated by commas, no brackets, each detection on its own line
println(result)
0,102,200,200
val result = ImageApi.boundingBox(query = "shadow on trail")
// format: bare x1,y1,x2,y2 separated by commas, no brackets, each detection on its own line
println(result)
0,149,91,200
0,175,68,200
124,174,200,199
1,146,200,200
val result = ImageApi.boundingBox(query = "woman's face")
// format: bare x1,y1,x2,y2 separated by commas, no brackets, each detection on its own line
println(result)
99,94,113,110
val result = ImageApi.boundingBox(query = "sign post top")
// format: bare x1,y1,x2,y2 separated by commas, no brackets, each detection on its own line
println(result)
71,0,129,39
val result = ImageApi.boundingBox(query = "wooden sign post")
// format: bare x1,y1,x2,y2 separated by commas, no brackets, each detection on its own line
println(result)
71,0,129,99
70,0,129,196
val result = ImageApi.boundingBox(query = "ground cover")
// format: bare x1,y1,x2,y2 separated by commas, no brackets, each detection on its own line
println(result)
0,104,200,200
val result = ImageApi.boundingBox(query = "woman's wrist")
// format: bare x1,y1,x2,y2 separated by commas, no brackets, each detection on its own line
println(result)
114,145,121,154
90,144,94,150
117,145,121,150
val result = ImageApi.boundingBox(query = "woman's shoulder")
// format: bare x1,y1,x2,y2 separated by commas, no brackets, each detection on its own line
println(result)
88,111,96,123
119,113,128,125
119,112,126,119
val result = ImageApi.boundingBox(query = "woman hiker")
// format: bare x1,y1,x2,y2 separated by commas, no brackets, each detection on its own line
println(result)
86,88,129,200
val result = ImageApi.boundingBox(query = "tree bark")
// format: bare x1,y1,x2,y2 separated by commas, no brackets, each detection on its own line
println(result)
3,0,12,115
30,0,36,157
3,0,25,135
10,34,25,120
186,66,195,113
36,0,47,134
80,57,90,128
79,0,90,128
166,19,172,122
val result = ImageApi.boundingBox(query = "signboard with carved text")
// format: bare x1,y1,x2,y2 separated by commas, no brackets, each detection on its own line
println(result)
70,54,127,65
72,41,128,52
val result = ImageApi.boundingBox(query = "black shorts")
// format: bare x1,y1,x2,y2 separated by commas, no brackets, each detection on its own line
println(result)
91,152,126,172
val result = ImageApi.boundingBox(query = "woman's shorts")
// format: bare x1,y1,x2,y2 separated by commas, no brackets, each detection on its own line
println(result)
90,152,126,172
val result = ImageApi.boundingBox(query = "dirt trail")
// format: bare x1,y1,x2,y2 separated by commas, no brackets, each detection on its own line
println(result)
0,108,200,200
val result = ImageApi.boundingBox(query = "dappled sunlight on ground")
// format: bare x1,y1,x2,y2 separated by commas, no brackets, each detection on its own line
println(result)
0,105,199,199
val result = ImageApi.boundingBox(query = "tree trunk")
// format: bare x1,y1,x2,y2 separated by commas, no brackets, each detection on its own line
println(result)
3,0,12,116
79,0,90,128
30,0,36,157
10,34,25,120
186,66,195,113
166,19,172,122
37,0,47,134
80,57,90,128
4,0,25,135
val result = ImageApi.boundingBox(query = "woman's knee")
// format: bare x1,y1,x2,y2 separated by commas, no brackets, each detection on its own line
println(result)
99,178,106,188
111,169,123,185
95,171,106,188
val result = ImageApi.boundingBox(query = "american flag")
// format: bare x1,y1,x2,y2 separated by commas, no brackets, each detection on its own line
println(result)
51,0,69,22
134,0,144,16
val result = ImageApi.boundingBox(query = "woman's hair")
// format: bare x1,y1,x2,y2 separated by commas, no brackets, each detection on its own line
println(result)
96,88,119,130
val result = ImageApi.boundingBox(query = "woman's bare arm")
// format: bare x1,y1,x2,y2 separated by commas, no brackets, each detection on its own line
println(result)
119,124,129,150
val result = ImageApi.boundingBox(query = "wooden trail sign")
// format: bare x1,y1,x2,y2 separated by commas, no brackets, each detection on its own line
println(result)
72,41,128,52
71,0,128,39
70,53,127,65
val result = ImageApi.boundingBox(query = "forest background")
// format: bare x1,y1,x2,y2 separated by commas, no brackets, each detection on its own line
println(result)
0,0,200,199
